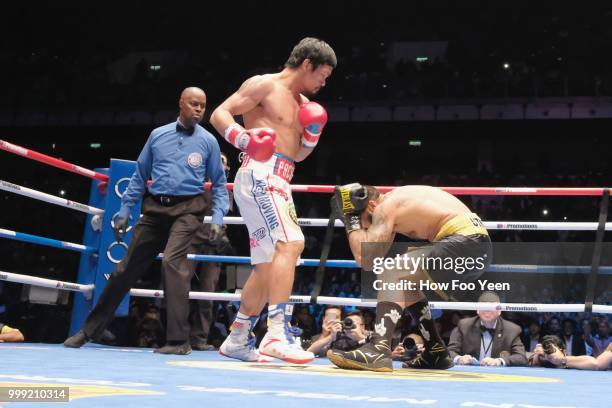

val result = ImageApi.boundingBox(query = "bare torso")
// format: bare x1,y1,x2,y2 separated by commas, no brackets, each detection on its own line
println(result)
242,74,307,160
379,186,472,241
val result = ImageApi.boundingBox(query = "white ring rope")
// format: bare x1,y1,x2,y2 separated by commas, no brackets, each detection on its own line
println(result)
1,271,608,313
1,178,607,231
0,179,104,215
204,216,612,231
127,288,609,313
0,270,93,299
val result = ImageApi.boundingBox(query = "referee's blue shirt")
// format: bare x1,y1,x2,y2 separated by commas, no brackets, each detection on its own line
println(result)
119,120,229,225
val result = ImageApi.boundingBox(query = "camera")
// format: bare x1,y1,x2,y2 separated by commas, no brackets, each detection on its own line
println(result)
341,317,356,331
400,336,419,361
330,317,360,352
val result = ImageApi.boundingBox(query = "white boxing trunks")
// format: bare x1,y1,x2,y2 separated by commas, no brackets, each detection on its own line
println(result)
234,152,304,264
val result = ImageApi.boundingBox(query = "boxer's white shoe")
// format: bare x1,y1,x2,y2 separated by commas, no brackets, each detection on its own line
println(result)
259,325,314,364
219,335,272,363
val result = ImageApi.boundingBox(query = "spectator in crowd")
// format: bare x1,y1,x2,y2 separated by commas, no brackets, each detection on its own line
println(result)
561,318,585,356
448,291,527,366
441,312,463,344
586,320,611,357
292,304,316,341
392,333,425,362
0,322,24,342
580,318,594,356
528,335,609,370
543,316,562,337
328,311,369,353
307,306,343,357
135,306,164,348
361,309,375,332
523,320,542,353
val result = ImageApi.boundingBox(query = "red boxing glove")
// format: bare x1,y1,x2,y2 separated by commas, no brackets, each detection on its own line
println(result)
224,123,276,162
247,128,276,162
299,102,327,148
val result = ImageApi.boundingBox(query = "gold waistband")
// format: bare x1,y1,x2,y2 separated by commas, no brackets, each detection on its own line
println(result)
433,213,488,241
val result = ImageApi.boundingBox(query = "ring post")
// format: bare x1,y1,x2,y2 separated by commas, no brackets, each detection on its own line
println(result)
70,159,140,334
69,169,108,335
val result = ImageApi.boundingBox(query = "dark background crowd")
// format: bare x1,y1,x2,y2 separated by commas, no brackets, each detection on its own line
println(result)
0,1,610,358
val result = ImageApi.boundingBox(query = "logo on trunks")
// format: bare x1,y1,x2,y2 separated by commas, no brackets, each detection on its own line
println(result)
285,203,298,226
187,152,203,168
253,179,280,230
275,159,294,182
250,227,266,248
0,273,8,280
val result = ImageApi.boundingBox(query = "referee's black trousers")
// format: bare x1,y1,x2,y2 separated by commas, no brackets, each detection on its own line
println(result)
84,194,206,343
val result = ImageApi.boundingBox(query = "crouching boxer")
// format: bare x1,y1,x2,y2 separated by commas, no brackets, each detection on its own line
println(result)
328,184,492,371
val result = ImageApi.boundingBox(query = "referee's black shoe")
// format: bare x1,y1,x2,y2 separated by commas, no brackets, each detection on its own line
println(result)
63,330,91,348
154,342,192,355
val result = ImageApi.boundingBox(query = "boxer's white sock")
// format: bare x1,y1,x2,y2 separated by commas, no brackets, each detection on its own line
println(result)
229,312,255,342
267,304,287,337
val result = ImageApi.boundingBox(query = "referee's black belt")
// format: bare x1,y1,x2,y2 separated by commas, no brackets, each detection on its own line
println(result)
149,193,199,207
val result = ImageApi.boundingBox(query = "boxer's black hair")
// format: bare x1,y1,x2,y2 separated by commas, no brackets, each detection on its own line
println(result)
360,185,380,214
541,334,566,353
285,37,337,70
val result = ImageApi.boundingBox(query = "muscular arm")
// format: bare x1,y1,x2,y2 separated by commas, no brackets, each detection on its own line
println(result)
294,145,314,162
565,355,599,370
210,76,272,136
307,334,334,356
596,350,612,370
348,204,395,267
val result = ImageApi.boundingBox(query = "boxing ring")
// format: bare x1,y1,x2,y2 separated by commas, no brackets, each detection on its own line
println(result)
0,139,610,407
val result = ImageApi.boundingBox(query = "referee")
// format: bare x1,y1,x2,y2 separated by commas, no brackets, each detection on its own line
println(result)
64,87,229,355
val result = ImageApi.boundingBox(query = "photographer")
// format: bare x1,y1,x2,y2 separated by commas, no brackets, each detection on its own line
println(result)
392,333,425,362
135,306,164,349
307,306,343,357
330,311,368,352
528,335,600,370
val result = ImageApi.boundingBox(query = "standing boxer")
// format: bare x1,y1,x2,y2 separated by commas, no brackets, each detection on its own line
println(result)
210,37,336,363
